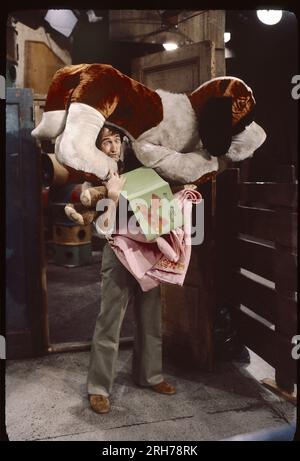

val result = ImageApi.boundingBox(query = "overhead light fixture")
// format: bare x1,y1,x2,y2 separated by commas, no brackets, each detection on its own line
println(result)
224,32,231,43
163,42,178,51
44,9,78,37
86,10,103,23
256,10,283,25
160,25,191,51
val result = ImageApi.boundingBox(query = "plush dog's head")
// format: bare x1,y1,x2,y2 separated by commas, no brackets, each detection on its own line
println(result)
189,77,256,157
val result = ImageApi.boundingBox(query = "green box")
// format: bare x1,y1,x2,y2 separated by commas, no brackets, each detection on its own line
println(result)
120,167,183,241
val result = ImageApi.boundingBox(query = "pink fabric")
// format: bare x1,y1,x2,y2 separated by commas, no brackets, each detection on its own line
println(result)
109,189,202,291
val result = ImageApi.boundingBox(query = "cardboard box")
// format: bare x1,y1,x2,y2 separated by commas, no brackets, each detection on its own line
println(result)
120,167,183,241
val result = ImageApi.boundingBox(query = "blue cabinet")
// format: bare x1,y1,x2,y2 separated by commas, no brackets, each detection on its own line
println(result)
6,88,44,358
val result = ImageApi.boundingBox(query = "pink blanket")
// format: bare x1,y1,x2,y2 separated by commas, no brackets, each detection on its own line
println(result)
109,189,202,291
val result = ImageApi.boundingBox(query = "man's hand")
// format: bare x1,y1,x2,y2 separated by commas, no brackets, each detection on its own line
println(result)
104,170,126,201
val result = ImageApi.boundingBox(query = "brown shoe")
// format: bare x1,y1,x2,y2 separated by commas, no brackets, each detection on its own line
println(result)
151,380,176,395
89,394,110,414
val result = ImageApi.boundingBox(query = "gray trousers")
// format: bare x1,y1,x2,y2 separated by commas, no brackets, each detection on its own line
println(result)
87,243,164,397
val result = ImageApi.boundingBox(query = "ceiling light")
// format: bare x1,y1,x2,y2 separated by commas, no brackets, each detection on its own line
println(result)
163,42,178,51
224,32,231,43
44,10,78,37
86,10,103,23
256,10,283,25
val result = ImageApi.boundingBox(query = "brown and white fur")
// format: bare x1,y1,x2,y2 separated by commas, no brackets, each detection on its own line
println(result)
32,64,266,185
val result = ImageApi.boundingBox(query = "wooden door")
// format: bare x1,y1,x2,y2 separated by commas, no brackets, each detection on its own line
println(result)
132,40,216,93
132,41,221,370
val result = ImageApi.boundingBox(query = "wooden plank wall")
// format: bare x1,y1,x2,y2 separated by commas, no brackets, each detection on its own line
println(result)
216,166,297,392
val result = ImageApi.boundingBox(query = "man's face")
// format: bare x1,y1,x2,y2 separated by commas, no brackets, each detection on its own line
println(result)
99,128,122,162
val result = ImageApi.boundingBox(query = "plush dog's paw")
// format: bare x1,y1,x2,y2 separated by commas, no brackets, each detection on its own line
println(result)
80,189,92,207
81,186,107,207
64,204,85,226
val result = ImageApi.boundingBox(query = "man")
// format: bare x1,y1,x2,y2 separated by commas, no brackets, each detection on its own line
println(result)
87,126,176,415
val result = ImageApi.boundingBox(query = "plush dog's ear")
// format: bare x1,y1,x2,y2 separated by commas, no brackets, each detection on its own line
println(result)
232,106,256,136
198,96,233,157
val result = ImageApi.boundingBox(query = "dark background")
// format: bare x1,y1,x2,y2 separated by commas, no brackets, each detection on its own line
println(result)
225,10,298,180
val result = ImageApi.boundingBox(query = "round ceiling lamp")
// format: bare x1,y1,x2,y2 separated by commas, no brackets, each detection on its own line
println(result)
256,10,283,25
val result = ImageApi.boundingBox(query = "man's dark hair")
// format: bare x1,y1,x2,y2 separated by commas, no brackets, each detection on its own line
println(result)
96,125,124,146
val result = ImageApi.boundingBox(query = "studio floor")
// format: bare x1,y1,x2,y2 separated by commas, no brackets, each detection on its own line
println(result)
5,348,296,441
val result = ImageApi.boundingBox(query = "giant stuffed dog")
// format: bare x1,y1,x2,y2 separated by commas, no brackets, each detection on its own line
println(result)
32,63,266,184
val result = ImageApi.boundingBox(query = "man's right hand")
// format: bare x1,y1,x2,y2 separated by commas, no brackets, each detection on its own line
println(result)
104,170,126,200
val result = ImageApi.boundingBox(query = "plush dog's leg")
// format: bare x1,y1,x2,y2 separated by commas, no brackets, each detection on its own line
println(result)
133,141,219,184
65,203,98,225
133,121,266,185
80,185,107,207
